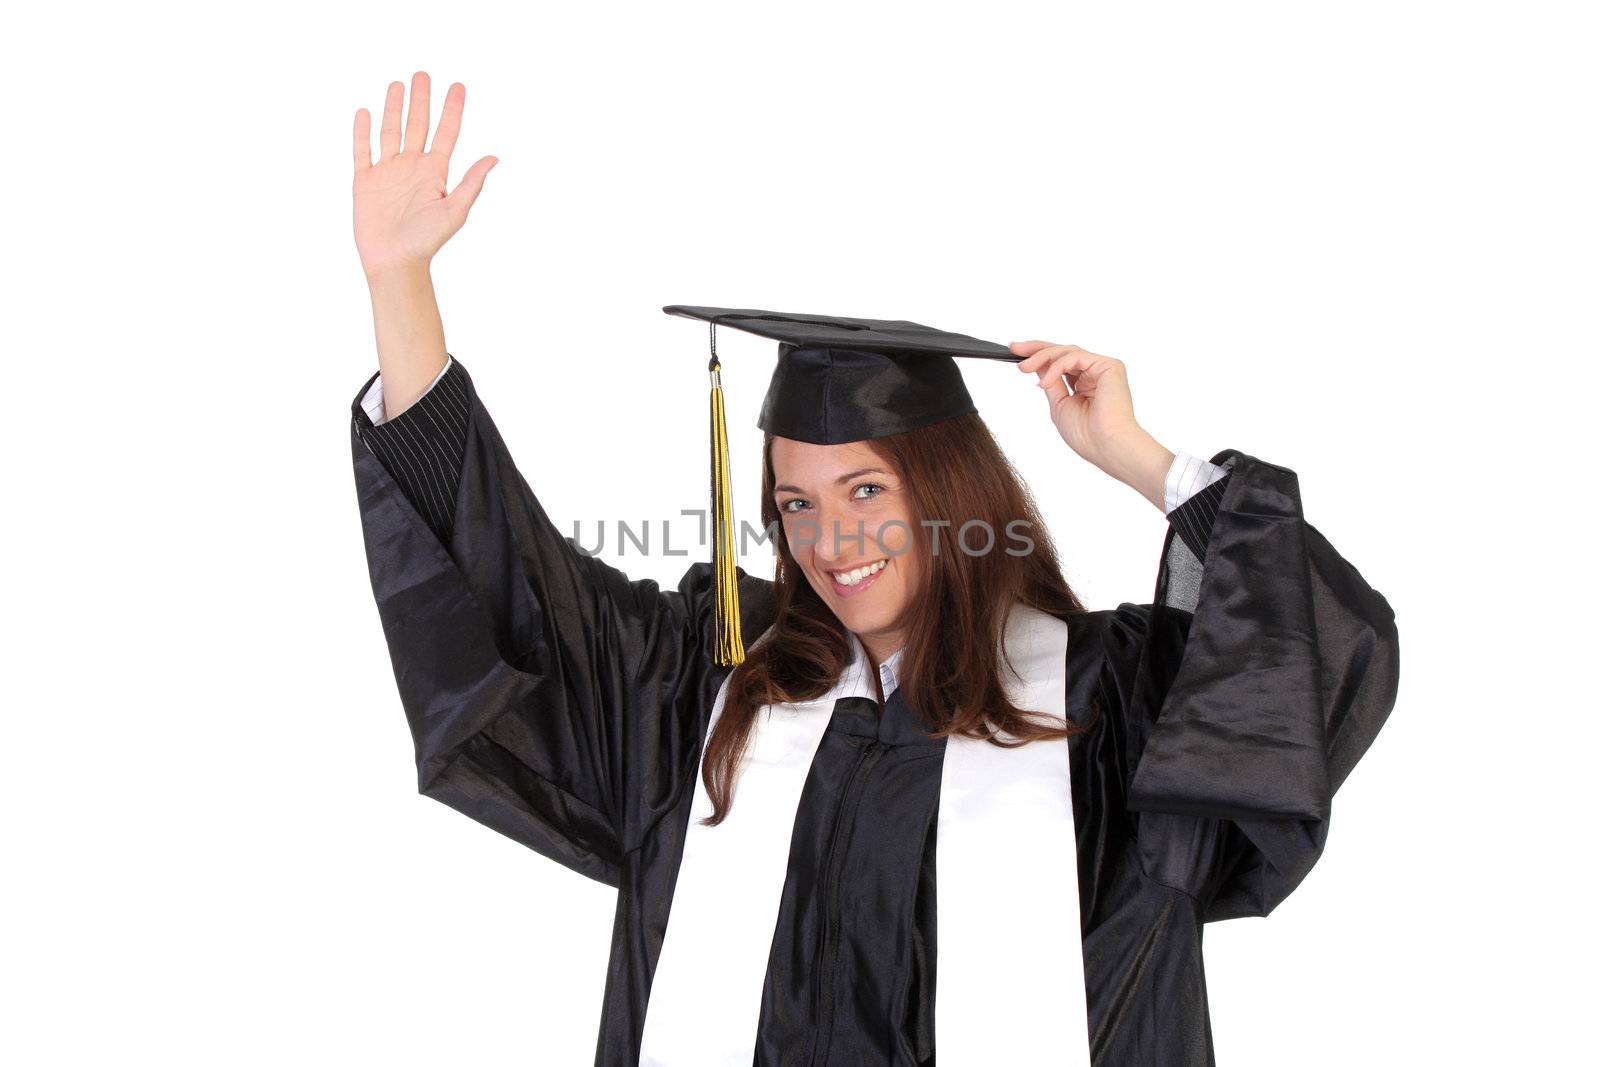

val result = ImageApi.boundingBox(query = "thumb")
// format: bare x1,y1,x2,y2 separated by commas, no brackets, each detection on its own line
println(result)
447,155,498,216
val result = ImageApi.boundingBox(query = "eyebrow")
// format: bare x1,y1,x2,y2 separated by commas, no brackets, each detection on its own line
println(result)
774,467,889,495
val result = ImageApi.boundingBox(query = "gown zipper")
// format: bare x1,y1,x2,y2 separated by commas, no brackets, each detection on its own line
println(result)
810,735,889,1066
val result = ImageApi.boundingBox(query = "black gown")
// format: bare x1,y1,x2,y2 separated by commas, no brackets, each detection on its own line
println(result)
348,356,1400,1066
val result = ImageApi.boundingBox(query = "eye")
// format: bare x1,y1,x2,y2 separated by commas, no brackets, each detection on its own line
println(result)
779,497,810,513
852,483,886,501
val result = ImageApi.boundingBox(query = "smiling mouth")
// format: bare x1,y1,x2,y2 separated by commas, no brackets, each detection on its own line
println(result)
828,558,888,588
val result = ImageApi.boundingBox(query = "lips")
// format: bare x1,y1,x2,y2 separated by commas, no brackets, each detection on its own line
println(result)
827,558,888,597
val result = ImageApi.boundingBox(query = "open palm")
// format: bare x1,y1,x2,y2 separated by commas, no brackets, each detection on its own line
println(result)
352,72,497,279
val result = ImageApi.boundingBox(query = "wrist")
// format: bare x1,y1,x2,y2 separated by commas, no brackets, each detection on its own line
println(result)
364,259,433,290
1098,428,1173,510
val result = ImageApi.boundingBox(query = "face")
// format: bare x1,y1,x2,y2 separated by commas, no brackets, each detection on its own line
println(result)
771,436,920,661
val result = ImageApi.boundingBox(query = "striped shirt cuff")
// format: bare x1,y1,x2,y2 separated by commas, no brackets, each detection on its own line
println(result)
1166,457,1231,562
350,355,472,544
361,355,454,425
1164,450,1228,514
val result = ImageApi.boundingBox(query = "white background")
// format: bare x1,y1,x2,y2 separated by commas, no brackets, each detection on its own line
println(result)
5,1,1594,1063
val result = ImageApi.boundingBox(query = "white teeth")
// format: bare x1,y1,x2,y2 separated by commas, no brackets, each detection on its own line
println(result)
832,559,887,587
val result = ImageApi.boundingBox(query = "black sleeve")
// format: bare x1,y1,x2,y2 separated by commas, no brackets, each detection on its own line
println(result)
350,356,470,545
348,356,778,884
1101,450,1400,922
1165,470,1230,561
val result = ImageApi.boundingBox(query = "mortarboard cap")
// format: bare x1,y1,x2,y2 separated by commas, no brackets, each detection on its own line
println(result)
662,304,1024,666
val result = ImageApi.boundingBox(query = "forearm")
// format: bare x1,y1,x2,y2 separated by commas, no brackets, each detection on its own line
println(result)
366,263,449,421
1098,429,1175,512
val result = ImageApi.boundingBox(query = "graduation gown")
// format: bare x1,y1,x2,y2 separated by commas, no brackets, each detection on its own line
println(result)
348,357,1401,1066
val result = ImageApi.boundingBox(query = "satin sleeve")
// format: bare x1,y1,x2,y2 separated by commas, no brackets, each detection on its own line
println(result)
1099,449,1400,921
348,356,777,885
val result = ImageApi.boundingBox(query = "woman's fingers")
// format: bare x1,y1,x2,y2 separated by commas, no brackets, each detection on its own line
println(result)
430,82,465,160
1008,338,1137,451
1027,347,1092,385
1013,343,1121,388
403,71,430,154
363,74,459,167
446,155,499,219
1023,344,1129,408
1013,343,1088,408
378,81,404,161
1011,340,1078,370
1013,341,1091,372
1039,363,1073,408
1009,340,1057,361
1039,351,1091,407
353,108,371,171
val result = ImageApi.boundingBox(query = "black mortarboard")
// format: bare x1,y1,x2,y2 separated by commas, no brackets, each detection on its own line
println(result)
662,304,1024,665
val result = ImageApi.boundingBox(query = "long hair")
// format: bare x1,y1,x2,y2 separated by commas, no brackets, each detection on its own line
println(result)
699,412,1092,826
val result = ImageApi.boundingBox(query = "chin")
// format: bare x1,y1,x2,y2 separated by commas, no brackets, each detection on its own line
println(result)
811,574,903,634
836,606,893,635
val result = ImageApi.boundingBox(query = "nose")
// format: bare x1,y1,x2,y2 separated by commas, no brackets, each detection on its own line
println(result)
810,510,871,567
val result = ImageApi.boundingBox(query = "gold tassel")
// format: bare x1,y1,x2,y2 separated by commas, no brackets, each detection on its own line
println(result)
709,330,745,666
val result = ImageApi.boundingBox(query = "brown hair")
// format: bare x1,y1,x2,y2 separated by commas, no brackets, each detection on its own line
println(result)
699,412,1092,826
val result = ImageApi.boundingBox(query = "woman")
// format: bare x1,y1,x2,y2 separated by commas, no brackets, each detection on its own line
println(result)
348,73,1400,1066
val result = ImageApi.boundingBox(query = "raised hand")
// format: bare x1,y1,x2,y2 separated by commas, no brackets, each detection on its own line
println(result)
1010,340,1174,511
352,72,498,280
